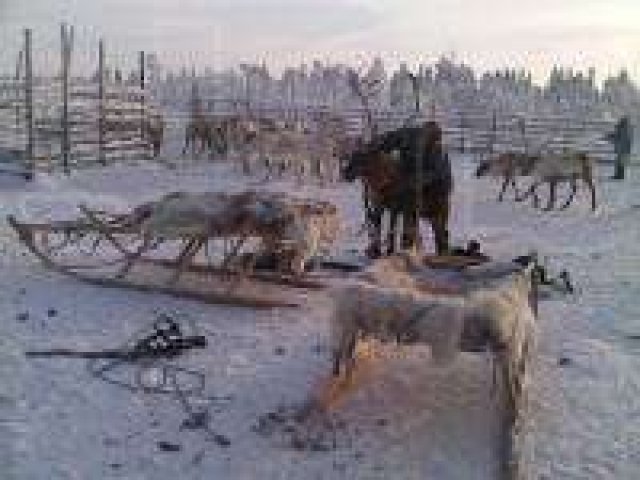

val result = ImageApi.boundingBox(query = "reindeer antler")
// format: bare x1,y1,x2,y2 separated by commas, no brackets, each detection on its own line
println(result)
347,67,383,140
403,72,421,127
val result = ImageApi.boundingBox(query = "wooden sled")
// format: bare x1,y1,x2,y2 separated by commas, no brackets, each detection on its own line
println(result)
7,191,339,308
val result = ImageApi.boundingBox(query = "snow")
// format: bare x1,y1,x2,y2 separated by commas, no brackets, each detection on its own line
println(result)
1,155,639,479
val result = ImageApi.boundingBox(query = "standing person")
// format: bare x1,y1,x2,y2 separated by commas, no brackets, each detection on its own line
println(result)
606,116,633,180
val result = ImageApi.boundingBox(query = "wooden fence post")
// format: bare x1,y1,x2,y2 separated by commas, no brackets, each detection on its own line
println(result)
15,49,23,137
24,28,34,179
98,39,105,165
519,116,527,153
61,23,73,175
243,70,252,174
490,109,497,154
139,50,147,158
459,111,465,153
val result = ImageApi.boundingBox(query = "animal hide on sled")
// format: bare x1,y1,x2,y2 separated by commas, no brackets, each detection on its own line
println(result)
125,190,340,274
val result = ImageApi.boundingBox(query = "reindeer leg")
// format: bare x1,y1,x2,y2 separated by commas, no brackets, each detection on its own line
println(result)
498,176,509,202
332,328,354,377
431,205,450,256
344,332,359,382
365,205,382,259
515,182,535,203
544,181,556,211
182,127,190,156
387,211,398,256
586,177,597,211
332,352,341,377
510,178,520,200
560,179,577,210
401,208,418,252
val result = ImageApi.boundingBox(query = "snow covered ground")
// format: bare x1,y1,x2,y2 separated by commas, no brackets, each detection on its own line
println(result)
1,154,639,479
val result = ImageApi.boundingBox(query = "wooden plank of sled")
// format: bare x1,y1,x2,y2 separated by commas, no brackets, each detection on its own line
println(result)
70,272,300,309
6,217,298,309
5,219,106,234
139,258,328,290
421,254,489,270
6,209,138,236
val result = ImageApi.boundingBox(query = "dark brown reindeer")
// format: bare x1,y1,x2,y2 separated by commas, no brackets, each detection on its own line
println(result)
342,121,453,257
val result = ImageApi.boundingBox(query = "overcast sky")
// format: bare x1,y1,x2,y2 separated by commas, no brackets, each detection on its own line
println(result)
1,0,638,83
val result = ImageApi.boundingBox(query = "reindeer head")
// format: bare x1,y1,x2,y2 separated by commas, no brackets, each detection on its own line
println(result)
475,151,505,178
475,158,492,177
341,144,371,182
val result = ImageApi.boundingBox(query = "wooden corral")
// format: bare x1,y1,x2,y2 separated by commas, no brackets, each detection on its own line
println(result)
0,28,162,175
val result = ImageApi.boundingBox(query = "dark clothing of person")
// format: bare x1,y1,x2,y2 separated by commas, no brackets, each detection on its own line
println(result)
606,117,633,156
606,116,633,179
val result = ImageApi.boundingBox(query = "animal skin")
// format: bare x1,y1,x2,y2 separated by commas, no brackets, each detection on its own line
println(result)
329,257,536,410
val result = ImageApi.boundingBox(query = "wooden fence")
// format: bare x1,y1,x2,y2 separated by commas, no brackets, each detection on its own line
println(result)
0,27,160,176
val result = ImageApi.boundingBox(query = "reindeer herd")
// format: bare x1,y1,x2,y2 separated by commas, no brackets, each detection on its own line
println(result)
176,111,346,182
139,63,604,261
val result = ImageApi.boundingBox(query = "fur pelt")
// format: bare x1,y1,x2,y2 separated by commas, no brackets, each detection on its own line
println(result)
330,281,467,376
329,257,536,405
125,191,339,274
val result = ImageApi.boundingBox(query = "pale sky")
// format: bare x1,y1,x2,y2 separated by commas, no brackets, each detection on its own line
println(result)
1,0,639,83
